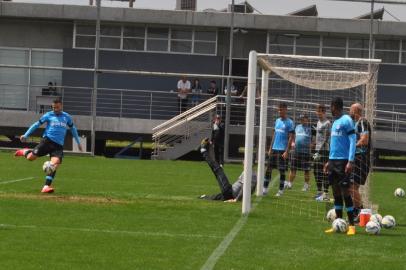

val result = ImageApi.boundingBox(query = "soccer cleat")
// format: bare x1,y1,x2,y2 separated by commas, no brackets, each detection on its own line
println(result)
284,181,292,189
275,190,283,197
14,148,29,157
347,226,356,236
302,183,310,192
314,192,323,199
263,187,269,196
324,228,335,234
315,192,329,202
41,185,54,193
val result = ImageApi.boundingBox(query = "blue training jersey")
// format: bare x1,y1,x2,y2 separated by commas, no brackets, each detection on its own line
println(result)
272,117,294,151
294,124,312,153
329,114,356,161
24,111,80,146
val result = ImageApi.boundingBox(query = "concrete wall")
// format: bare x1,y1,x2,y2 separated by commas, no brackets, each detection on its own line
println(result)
2,2,406,36
0,18,73,49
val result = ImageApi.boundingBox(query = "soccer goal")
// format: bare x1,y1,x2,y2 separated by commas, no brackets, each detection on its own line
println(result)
242,51,380,214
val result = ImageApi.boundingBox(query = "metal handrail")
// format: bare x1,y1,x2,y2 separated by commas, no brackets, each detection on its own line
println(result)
152,96,217,132
153,103,217,138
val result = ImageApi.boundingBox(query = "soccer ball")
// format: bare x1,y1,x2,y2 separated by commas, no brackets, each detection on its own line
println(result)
332,218,348,233
394,188,405,197
42,161,55,175
326,209,336,222
365,221,381,235
370,214,383,225
381,215,396,229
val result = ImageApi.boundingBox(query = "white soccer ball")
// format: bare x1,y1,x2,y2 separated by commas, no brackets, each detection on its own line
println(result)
42,161,55,175
381,215,396,229
332,218,348,233
365,221,381,235
370,214,383,225
326,209,336,223
394,188,405,197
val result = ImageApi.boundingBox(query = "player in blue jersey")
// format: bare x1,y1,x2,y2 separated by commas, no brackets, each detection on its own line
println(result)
323,97,357,236
14,98,82,193
287,114,312,192
264,102,295,197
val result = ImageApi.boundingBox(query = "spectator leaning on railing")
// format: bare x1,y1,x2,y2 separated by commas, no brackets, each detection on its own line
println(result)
177,76,191,113
207,80,219,97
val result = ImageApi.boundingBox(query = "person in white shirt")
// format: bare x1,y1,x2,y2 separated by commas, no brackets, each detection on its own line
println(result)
177,76,191,113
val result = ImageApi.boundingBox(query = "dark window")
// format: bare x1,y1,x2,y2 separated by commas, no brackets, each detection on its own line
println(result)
100,37,121,49
123,38,145,51
147,39,168,51
76,36,95,48
194,42,216,54
171,40,192,53
123,26,145,38
323,37,346,48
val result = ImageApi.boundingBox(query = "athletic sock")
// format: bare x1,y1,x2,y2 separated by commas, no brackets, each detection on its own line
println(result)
279,170,286,190
323,181,329,194
344,195,355,225
347,208,355,226
264,178,270,188
24,150,32,158
334,196,344,218
264,170,272,188
45,171,56,186
316,179,322,193
45,176,53,186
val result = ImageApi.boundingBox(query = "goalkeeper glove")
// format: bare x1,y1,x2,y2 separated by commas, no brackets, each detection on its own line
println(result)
313,152,320,161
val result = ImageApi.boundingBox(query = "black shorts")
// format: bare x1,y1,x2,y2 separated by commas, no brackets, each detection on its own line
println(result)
353,153,370,185
290,152,311,171
328,159,351,188
32,137,64,161
267,150,287,171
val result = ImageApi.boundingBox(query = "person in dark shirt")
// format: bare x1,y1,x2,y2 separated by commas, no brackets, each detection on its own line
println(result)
211,114,225,167
198,138,256,202
207,80,219,97
349,103,372,219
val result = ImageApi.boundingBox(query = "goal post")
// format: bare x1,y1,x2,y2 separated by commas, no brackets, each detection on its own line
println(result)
242,51,380,214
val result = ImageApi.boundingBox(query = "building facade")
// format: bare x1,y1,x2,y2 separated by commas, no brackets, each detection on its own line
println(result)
0,2,406,147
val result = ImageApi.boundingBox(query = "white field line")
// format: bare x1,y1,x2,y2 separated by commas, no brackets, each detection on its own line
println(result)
0,223,222,239
0,177,35,185
200,174,279,270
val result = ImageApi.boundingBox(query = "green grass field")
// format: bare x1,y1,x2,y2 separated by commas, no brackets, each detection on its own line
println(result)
0,151,405,270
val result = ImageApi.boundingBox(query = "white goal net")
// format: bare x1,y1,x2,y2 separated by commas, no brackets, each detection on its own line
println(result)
242,52,380,214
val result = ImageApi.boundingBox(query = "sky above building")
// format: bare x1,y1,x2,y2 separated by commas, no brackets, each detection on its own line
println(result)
13,0,406,21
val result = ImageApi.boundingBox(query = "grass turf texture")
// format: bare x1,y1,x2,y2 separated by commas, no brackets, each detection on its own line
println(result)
0,151,405,269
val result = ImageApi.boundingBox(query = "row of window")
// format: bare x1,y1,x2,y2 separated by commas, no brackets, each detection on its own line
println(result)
268,34,406,64
74,23,217,55
74,23,406,64
0,48,63,109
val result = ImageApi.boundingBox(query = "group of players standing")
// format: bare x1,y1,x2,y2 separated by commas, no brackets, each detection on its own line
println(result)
265,97,371,235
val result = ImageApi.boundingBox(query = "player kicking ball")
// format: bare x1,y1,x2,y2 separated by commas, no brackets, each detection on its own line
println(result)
14,98,82,193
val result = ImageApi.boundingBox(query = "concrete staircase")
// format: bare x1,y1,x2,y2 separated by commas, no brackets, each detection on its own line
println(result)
152,96,217,160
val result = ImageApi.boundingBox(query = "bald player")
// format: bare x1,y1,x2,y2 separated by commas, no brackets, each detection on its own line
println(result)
349,103,372,219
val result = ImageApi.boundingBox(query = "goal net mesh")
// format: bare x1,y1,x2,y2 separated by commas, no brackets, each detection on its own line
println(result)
258,54,379,211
